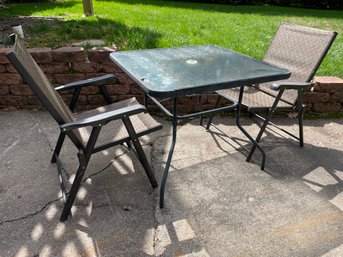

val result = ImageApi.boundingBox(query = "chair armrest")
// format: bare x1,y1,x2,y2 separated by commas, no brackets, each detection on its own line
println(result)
55,74,117,91
60,104,147,131
271,82,313,91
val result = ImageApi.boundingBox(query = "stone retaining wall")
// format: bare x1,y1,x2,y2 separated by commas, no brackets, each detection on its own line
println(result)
0,46,342,114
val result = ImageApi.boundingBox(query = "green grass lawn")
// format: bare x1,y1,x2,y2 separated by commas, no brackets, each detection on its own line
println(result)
1,0,342,77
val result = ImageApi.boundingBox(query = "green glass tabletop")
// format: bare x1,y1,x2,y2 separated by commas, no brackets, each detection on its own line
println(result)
110,45,290,97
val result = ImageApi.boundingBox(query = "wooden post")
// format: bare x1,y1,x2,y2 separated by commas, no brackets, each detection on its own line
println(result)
83,0,94,16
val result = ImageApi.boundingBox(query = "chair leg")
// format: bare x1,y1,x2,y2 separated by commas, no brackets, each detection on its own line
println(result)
299,112,304,147
246,89,285,163
206,96,221,129
297,90,305,147
122,117,158,188
51,133,66,163
60,160,87,221
60,126,101,221
199,95,203,126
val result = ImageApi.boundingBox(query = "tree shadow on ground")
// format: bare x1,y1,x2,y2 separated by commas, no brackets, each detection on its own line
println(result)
0,1,79,16
0,16,162,49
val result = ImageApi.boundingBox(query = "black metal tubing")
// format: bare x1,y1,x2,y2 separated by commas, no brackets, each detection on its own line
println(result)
92,125,162,153
55,74,115,110
122,116,158,188
69,87,81,112
160,97,178,208
60,104,147,131
60,126,101,221
296,88,305,147
235,86,266,170
246,89,285,166
149,95,237,120
55,74,117,91
252,113,300,141
55,153,67,204
51,133,66,163
206,96,221,130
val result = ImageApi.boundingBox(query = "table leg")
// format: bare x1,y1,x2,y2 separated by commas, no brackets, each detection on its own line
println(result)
160,97,178,208
235,86,266,170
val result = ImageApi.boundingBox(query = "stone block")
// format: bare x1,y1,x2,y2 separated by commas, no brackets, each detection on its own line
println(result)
101,62,122,73
330,93,343,102
87,95,105,105
28,48,53,63
0,85,9,95
53,47,85,62
313,76,343,93
46,74,56,84
178,104,194,114
116,73,134,85
87,47,116,63
106,84,131,95
207,95,221,105
39,64,55,74
0,96,7,106
312,103,341,113
55,63,71,74
5,63,18,73
303,92,330,103
0,48,12,64
303,103,312,111
130,84,144,95
10,84,34,96
81,86,100,95
178,96,201,105
0,64,6,73
27,96,43,107
3,95,28,106
72,62,97,73
0,73,23,85
54,74,85,85
118,95,144,103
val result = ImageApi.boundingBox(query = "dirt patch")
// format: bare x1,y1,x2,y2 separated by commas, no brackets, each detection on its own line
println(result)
0,16,61,47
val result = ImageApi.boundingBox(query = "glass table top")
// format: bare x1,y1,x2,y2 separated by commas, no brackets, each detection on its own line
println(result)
110,45,290,97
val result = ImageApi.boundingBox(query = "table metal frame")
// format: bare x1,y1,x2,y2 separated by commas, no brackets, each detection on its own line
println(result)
110,45,291,208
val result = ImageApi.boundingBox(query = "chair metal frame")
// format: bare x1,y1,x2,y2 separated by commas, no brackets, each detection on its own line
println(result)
206,23,337,169
6,35,162,221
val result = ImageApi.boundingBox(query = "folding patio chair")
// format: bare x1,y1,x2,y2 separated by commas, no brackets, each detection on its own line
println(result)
206,23,337,169
6,35,162,221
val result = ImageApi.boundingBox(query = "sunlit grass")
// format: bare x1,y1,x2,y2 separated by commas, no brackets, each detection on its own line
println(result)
1,0,342,77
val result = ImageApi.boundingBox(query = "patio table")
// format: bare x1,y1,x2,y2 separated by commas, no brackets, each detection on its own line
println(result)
110,45,290,208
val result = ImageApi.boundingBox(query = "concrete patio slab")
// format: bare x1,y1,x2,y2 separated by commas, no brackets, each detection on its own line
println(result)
1,111,343,256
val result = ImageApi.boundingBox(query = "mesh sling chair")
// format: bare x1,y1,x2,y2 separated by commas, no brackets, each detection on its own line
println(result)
6,35,162,221
206,23,337,170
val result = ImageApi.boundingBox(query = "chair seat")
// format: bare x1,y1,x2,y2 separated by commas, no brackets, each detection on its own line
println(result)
217,87,293,111
75,97,162,148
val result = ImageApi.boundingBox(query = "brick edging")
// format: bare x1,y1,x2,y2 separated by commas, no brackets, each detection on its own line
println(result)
1,46,343,113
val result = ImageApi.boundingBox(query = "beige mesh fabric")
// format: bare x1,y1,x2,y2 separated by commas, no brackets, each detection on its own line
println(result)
218,86,293,110
258,23,336,105
219,23,335,108
75,98,161,148
13,37,75,124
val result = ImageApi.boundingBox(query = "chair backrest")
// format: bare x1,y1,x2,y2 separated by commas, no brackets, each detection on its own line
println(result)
6,35,83,146
258,23,337,105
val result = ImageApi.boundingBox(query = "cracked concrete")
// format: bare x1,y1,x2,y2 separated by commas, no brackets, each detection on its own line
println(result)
2,110,343,256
